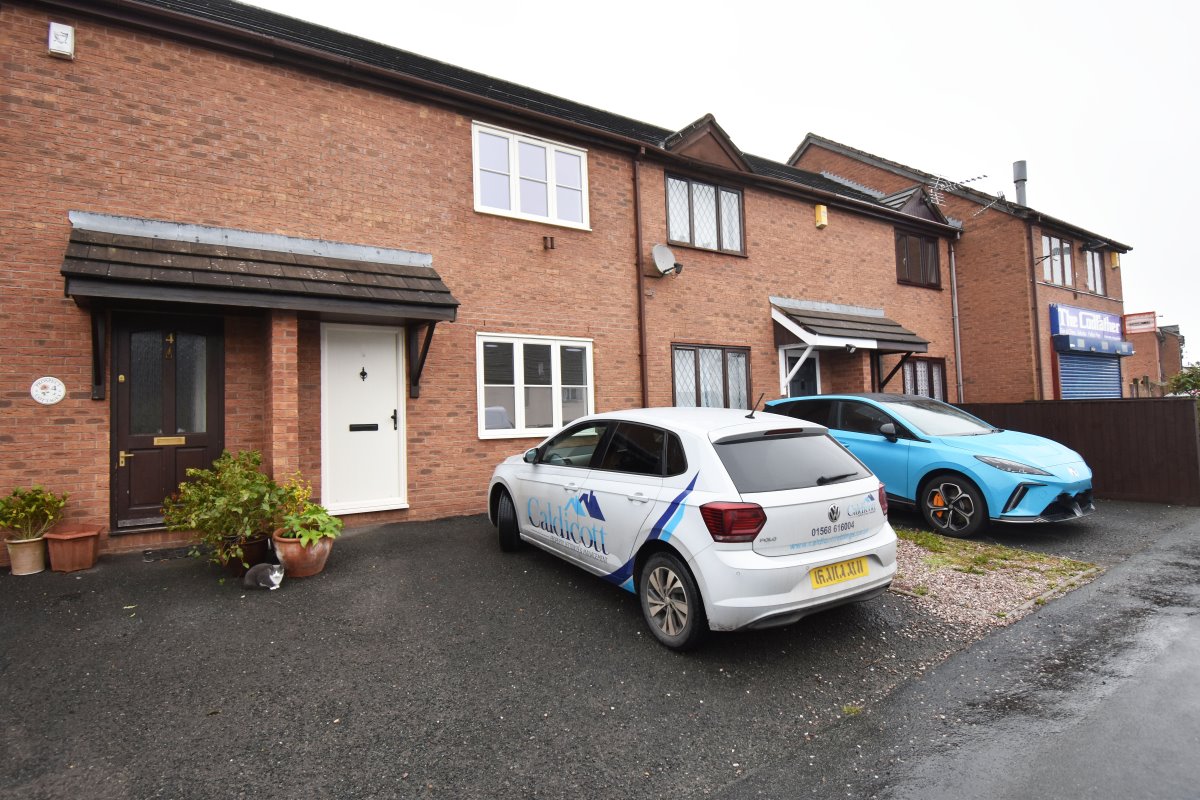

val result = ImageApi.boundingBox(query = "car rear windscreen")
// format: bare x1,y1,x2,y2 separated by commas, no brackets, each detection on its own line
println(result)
715,433,866,494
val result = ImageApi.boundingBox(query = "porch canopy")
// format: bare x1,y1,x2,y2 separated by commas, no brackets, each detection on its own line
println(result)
770,296,928,395
61,211,459,399
61,211,458,323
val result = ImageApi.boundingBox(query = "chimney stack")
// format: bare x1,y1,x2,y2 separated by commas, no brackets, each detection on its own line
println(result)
1013,160,1028,206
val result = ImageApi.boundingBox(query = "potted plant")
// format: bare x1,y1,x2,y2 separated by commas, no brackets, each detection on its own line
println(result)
45,521,105,573
1,486,68,575
271,475,342,577
162,450,277,574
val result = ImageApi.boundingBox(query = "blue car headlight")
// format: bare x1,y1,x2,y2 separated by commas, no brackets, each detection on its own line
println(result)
974,455,1052,476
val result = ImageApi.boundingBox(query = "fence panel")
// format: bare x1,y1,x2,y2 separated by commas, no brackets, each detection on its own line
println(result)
957,398,1200,506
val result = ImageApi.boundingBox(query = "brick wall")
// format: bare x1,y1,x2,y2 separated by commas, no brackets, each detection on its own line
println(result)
793,144,1129,403
0,5,956,553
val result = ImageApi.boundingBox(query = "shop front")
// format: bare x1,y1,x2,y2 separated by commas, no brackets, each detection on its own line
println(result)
1049,304,1134,399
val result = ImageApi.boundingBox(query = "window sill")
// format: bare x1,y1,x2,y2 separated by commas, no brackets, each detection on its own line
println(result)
896,280,943,291
475,205,591,232
667,240,748,259
479,429,555,441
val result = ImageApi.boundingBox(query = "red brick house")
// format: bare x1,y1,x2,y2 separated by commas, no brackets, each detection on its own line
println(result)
791,135,1134,402
1124,313,1186,396
2,0,957,559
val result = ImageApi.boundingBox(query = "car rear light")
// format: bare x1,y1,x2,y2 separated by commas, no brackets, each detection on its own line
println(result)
700,502,767,543
878,482,888,517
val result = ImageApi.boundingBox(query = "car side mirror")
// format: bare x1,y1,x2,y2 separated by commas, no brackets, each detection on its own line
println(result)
879,422,898,443
523,448,539,464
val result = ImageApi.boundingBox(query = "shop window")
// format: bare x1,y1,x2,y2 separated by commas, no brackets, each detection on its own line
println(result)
477,334,593,438
472,123,589,228
667,176,744,253
894,230,940,288
1041,234,1074,287
1085,250,1106,295
673,345,750,409
902,357,946,401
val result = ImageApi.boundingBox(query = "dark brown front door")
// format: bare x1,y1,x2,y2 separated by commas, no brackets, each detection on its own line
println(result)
111,314,224,531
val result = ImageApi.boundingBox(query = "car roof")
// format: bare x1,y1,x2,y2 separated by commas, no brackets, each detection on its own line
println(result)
769,393,946,406
585,406,821,438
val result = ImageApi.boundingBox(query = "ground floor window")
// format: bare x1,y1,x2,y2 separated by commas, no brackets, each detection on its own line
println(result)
673,344,750,408
902,357,946,400
477,333,593,438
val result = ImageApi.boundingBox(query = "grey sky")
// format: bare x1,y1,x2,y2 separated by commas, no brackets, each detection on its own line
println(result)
249,0,1197,361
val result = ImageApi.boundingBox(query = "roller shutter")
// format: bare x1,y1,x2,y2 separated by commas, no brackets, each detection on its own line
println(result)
1058,353,1122,399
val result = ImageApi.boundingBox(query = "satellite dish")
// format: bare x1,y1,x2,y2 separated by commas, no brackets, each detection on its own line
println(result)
651,244,683,276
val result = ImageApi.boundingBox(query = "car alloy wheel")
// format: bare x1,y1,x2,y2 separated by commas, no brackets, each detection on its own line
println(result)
922,475,985,538
639,552,706,650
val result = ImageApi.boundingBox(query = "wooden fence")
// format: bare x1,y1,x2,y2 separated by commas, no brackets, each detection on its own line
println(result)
958,398,1200,506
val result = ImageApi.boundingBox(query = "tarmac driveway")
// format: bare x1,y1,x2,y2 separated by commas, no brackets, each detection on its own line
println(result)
1,501,1192,799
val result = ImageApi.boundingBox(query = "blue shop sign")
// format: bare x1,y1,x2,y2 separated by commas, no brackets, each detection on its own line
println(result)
1049,304,1123,341
1051,334,1134,356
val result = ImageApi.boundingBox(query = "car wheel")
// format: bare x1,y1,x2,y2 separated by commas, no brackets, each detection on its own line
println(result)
920,474,986,538
496,489,523,552
639,551,707,651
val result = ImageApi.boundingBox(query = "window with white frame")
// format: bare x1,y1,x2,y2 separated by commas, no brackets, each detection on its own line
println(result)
666,175,744,253
1085,250,1106,295
477,334,593,437
1041,234,1074,287
472,123,589,228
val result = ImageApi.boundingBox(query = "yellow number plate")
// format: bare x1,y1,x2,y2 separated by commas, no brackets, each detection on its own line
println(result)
809,557,869,589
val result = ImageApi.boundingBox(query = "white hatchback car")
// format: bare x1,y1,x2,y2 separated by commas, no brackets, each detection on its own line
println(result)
487,407,897,650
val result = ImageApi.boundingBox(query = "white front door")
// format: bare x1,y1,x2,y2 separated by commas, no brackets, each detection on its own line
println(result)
321,324,406,514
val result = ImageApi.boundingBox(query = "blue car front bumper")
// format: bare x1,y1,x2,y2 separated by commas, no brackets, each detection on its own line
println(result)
990,463,1094,523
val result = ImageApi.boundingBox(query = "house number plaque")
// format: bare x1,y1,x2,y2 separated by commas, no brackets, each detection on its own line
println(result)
31,376,66,405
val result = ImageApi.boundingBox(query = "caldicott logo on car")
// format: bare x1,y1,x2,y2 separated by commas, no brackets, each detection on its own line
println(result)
828,505,841,523
527,489,608,556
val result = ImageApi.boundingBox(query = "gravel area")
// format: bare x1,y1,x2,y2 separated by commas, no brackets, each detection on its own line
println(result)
891,535,1102,633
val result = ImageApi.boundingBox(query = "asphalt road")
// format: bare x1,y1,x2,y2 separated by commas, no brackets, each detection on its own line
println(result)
1,500,1194,799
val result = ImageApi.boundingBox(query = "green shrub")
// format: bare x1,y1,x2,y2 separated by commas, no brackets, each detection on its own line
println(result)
0,486,68,540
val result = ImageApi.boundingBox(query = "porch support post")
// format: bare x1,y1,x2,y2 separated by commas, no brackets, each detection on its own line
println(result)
263,310,300,479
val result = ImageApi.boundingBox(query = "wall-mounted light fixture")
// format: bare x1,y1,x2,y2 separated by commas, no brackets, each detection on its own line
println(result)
543,236,555,250
1110,252,1120,270
844,343,857,354
815,204,829,229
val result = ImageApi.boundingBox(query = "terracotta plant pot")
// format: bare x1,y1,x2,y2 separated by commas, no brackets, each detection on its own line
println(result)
45,525,105,573
272,532,333,578
6,537,47,576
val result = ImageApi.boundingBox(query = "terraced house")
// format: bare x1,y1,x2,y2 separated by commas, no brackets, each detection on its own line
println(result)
791,135,1135,401
3,0,960,560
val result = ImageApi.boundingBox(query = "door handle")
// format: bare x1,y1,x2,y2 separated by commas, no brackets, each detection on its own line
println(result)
628,493,650,504
563,483,580,492
118,450,136,468
391,409,398,430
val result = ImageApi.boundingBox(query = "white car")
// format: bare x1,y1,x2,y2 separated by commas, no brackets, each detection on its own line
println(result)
487,407,897,650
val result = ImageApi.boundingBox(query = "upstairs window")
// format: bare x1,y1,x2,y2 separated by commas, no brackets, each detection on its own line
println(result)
1085,250,1106,295
894,231,940,288
667,176,743,253
1041,234,1074,287
473,123,589,229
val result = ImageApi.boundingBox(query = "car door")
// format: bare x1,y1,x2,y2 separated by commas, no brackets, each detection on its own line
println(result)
518,421,612,561
831,400,913,500
585,422,666,576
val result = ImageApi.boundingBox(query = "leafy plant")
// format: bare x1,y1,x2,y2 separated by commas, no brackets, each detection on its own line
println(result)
1166,363,1200,398
0,486,68,540
275,475,342,547
162,451,279,568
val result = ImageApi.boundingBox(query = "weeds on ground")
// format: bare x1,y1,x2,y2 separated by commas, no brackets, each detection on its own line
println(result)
895,527,1093,578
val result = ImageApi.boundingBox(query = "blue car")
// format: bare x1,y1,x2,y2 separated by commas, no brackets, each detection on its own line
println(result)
765,393,1093,538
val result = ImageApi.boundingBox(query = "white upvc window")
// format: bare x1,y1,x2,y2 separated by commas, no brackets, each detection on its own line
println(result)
477,333,594,438
472,123,590,229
